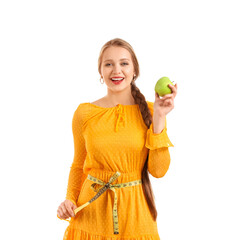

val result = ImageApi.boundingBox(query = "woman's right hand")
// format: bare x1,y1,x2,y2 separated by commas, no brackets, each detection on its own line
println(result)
57,199,77,219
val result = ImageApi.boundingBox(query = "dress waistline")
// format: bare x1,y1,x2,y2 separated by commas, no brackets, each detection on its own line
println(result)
75,171,142,235
86,168,142,184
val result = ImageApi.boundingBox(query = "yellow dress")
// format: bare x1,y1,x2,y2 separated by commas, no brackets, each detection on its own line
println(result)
60,101,174,240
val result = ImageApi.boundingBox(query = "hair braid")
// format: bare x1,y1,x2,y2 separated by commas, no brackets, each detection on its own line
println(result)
131,82,152,127
131,81,157,221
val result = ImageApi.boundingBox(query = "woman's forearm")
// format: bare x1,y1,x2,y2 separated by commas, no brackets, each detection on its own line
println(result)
152,114,166,134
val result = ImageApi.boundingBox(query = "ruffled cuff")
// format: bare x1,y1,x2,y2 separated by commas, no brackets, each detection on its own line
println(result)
145,123,174,150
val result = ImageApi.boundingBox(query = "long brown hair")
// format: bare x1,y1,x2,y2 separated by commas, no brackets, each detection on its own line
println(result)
98,38,157,221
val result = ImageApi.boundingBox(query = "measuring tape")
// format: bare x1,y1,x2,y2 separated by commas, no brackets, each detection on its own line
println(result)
58,171,142,235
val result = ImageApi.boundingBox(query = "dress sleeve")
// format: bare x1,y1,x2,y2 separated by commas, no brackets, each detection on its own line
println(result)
145,102,174,178
65,104,88,205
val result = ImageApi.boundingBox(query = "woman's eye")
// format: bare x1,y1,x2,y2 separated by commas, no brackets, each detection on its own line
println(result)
105,62,128,66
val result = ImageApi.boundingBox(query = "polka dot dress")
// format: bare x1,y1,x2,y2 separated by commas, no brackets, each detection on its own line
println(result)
59,101,174,240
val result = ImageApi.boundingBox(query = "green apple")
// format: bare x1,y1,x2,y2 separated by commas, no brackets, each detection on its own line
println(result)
154,76,174,97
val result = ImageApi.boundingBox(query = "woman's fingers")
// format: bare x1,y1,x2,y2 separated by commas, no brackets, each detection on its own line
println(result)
71,203,77,212
59,202,70,219
57,200,77,219
65,201,75,217
164,98,172,103
155,83,178,101
155,92,160,100
57,209,65,219
168,83,178,97
161,93,173,99
57,208,61,218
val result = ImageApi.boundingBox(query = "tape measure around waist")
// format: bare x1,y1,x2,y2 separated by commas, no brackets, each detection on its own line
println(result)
73,171,142,235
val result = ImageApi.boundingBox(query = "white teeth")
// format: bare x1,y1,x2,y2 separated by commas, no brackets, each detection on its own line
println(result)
111,78,124,81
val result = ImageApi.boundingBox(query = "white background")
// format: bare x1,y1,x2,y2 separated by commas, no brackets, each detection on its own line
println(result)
0,0,232,239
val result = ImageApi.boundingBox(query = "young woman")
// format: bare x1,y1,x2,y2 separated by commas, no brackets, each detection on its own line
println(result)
57,38,178,240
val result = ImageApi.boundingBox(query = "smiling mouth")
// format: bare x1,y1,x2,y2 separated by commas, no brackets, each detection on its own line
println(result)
111,77,124,82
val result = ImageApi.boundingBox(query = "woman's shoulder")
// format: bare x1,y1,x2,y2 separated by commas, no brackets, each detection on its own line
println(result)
72,99,106,119
72,102,92,122
74,102,89,111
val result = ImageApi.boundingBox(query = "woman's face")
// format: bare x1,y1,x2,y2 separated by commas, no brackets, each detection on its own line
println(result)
100,46,135,92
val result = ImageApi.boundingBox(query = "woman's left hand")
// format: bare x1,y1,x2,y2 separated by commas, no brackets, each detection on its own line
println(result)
153,83,178,117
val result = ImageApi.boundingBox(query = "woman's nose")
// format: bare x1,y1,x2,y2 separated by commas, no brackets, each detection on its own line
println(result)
113,64,122,74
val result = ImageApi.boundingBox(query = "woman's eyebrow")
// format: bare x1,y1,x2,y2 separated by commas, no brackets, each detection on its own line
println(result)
104,58,130,62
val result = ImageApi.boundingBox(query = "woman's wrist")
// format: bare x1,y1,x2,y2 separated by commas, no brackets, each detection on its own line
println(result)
152,114,166,134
